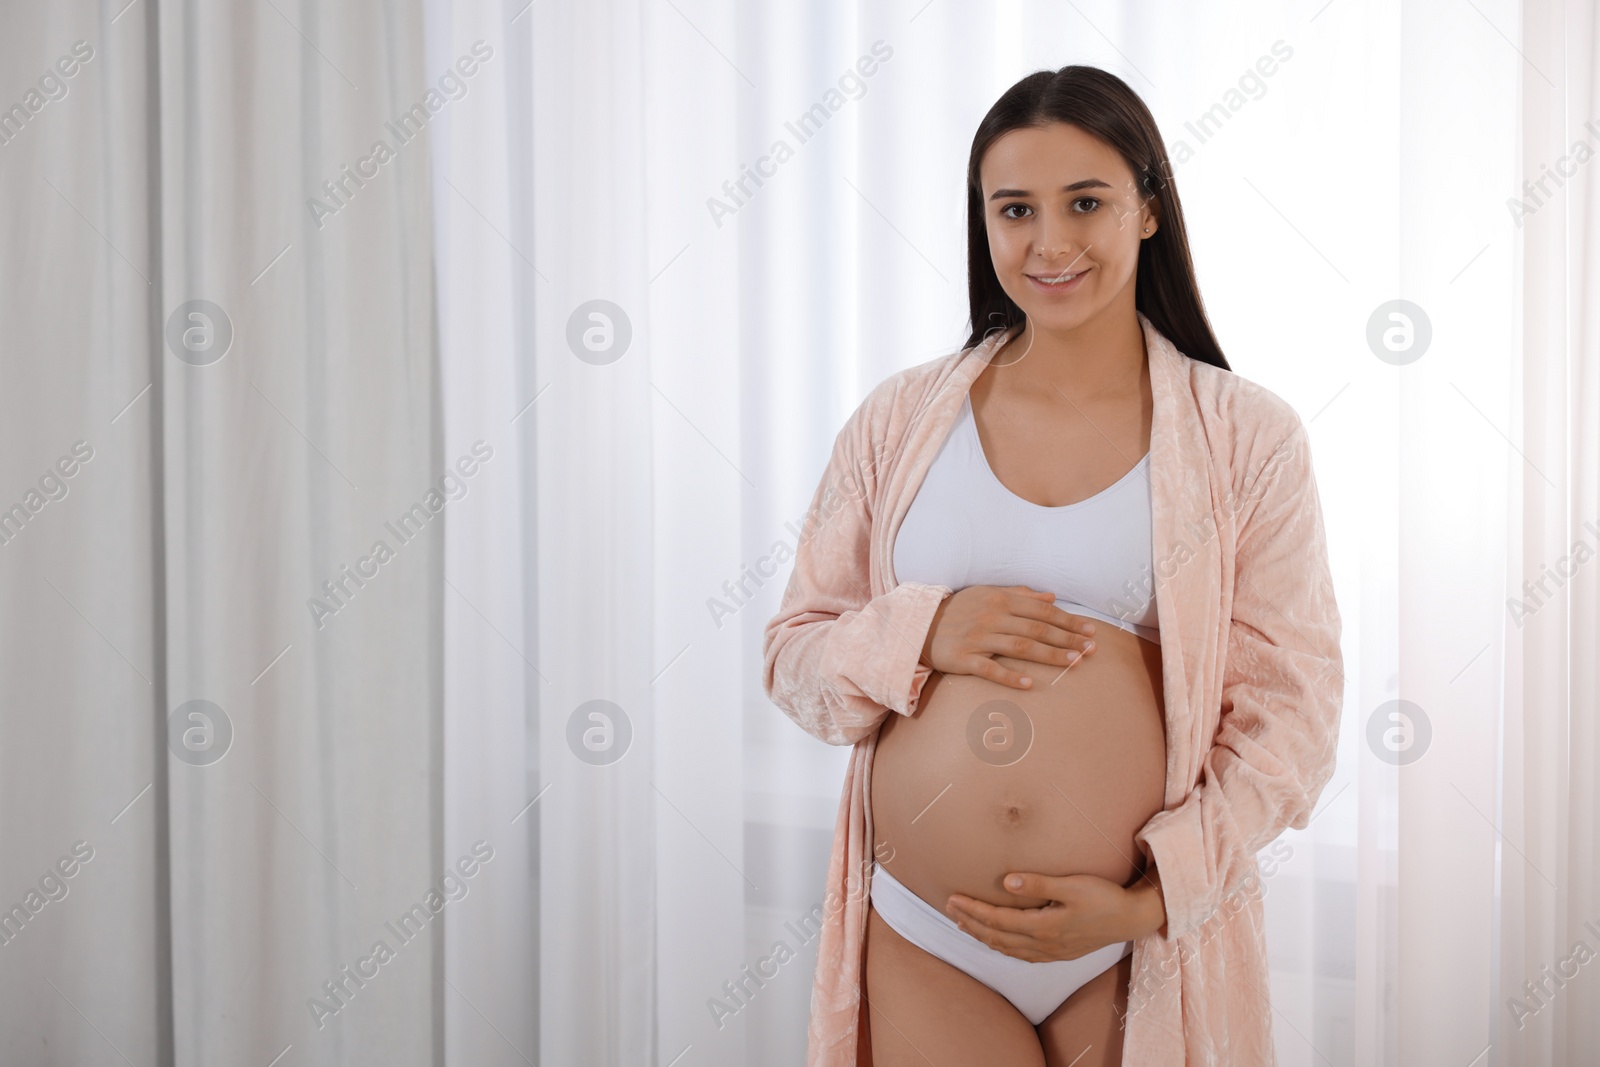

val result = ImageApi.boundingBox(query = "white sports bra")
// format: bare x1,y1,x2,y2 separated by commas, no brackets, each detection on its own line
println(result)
892,393,1159,643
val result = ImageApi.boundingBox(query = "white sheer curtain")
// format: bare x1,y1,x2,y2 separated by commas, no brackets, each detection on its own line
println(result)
1502,2,1600,1064
454,0,1593,1063
2,1,446,1065
4,0,1598,1065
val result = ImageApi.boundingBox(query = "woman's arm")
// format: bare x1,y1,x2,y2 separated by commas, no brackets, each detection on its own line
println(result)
1133,415,1345,942
762,400,952,747
1126,863,1169,939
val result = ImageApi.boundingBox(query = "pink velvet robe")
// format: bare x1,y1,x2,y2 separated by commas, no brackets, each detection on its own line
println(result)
762,310,1344,1065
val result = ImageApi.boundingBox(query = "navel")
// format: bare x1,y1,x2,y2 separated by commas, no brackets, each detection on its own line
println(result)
995,801,1029,826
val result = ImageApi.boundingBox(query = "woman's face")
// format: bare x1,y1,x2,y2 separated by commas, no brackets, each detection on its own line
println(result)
978,121,1157,335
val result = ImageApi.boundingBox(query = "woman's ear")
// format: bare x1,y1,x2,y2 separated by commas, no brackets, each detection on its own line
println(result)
1141,206,1160,238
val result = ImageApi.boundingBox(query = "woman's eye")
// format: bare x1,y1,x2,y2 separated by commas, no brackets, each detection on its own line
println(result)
998,199,1098,219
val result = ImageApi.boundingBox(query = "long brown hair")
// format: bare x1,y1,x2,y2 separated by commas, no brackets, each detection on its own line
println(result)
962,65,1230,371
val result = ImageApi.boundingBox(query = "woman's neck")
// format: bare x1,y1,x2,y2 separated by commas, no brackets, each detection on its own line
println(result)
987,310,1148,406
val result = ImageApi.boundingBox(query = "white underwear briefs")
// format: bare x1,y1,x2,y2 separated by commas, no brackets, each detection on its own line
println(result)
868,860,1133,1026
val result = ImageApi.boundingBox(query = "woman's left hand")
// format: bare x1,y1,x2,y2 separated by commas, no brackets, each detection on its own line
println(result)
945,870,1166,962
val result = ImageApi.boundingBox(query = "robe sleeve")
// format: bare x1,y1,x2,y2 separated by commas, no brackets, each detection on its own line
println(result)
762,399,953,747
1134,417,1345,941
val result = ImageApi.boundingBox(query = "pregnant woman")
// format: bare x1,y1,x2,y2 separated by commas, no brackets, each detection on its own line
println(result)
764,65,1343,1067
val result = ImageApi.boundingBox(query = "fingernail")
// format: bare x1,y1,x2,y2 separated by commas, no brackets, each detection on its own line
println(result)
1006,874,1022,889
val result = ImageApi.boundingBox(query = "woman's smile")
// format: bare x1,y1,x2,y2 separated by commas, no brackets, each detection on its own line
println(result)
1025,266,1091,294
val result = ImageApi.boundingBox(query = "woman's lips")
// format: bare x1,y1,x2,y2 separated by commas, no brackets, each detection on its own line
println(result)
1025,267,1090,294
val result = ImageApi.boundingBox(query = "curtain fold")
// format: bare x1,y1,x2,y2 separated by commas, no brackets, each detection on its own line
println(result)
425,3,540,1066
1502,2,1600,1064
158,2,446,1064
0,3,170,1063
3,1,446,1064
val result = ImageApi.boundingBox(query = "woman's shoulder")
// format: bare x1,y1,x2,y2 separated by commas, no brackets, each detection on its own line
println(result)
1139,311,1305,447
1165,347,1318,506
839,343,973,452
1179,353,1307,447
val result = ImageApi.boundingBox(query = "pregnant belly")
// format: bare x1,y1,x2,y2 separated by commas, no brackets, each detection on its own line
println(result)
871,619,1167,913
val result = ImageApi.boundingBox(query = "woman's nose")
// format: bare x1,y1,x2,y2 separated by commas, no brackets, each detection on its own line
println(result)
1034,220,1082,261
1035,233,1084,264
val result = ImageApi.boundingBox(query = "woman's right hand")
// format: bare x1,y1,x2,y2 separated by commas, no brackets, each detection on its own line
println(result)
919,585,1098,689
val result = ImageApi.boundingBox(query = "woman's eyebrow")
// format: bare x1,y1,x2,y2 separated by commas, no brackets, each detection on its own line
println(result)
988,178,1113,200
